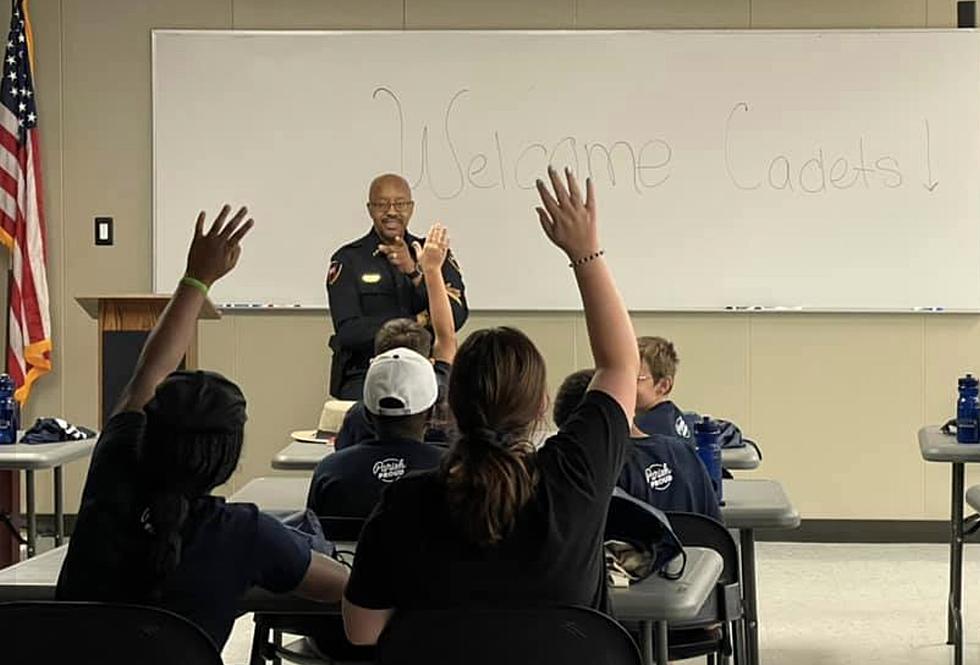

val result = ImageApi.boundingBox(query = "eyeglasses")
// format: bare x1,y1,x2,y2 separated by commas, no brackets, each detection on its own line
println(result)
368,200,414,213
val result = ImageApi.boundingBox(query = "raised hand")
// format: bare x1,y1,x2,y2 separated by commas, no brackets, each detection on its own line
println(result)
185,205,255,286
535,166,599,262
412,223,449,275
377,235,418,275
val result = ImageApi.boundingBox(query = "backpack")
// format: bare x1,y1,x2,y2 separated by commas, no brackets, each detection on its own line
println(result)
604,488,686,582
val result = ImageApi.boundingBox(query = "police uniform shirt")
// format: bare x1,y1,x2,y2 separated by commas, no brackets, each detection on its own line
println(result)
635,400,693,443
617,433,722,523
334,360,453,451
326,229,468,398
307,437,446,518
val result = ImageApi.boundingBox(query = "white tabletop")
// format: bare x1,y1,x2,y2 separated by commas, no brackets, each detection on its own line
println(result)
918,426,980,463
722,445,761,471
230,476,309,516
721,478,800,530
0,543,720,624
0,436,97,470
271,441,333,471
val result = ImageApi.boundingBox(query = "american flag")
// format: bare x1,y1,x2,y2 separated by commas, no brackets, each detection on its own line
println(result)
0,0,50,404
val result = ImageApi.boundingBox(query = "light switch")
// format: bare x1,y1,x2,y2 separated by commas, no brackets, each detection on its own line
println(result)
95,217,113,246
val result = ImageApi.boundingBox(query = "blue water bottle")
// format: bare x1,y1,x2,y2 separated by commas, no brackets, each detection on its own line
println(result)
694,415,723,502
0,373,17,445
958,374,980,444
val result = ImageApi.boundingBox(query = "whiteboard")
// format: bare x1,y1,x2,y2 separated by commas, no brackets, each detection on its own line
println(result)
152,30,980,310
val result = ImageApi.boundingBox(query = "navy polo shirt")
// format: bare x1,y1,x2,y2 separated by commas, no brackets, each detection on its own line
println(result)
57,411,312,649
307,436,446,518
616,433,722,522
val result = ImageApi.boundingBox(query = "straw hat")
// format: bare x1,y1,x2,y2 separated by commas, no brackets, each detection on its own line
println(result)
290,399,356,444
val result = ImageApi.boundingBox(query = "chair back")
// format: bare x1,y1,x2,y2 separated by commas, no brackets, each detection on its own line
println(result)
664,511,739,584
0,600,222,665
376,605,642,665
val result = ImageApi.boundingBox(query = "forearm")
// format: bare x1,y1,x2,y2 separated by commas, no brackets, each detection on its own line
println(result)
423,266,457,363
575,257,639,376
116,282,207,413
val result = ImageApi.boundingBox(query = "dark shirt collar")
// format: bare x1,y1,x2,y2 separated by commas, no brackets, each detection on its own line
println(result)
361,436,425,447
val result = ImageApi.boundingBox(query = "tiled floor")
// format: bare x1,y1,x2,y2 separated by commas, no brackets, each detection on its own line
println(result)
221,542,980,664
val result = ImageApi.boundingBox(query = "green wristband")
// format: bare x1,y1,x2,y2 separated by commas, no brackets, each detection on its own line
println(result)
181,275,210,296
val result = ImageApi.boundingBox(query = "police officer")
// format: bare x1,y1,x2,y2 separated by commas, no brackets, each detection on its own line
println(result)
326,173,468,400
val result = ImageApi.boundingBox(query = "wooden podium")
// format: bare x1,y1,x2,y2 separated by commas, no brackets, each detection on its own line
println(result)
77,294,220,426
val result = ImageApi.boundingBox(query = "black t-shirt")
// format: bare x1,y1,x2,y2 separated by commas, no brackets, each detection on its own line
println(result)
307,437,446,518
56,412,312,649
617,433,722,522
335,360,453,450
635,400,693,443
344,390,629,614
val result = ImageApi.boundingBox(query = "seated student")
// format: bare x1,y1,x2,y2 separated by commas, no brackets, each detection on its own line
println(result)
554,368,721,522
341,167,640,645
334,223,457,450
634,336,694,444
307,347,446,518
56,206,348,650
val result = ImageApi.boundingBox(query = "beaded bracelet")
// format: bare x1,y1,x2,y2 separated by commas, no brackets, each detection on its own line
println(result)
568,250,605,268
181,275,210,296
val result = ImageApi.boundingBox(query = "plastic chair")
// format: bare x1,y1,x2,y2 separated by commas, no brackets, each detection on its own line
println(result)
663,511,744,665
0,600,222,665
375,605,642,665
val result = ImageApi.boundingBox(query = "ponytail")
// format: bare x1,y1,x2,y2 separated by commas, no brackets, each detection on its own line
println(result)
444,430,538,547
140,492,190,600
445,327,548,548
137,428,243,598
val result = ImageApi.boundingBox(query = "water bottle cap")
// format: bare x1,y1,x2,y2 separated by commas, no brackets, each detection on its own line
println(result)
960,374,979,389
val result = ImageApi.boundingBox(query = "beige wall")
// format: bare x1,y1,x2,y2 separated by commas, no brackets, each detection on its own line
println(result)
16,0,973,521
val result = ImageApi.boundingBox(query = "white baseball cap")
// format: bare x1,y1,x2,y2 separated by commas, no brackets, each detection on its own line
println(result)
364,347,438,416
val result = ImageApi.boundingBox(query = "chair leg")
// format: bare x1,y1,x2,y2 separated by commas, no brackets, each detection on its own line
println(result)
272,630,283,665
250,615,270,665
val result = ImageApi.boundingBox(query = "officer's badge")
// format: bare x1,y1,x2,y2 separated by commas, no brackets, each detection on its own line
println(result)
327,261,343,286
361,273,382,284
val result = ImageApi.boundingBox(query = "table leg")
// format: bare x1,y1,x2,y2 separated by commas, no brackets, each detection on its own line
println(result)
654,621,669,665
25,469,35,558
947,462,965,665
641,621,653,665
740,528,759,665
54,466,64,546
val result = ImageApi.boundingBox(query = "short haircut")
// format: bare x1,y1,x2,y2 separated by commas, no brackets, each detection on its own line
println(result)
374,318,433,356
553,368,596,428
637,336,679,383
372,411,430,441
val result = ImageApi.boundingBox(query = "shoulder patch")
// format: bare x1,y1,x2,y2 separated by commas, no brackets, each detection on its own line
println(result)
327,260,343,286
446,284,464,307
